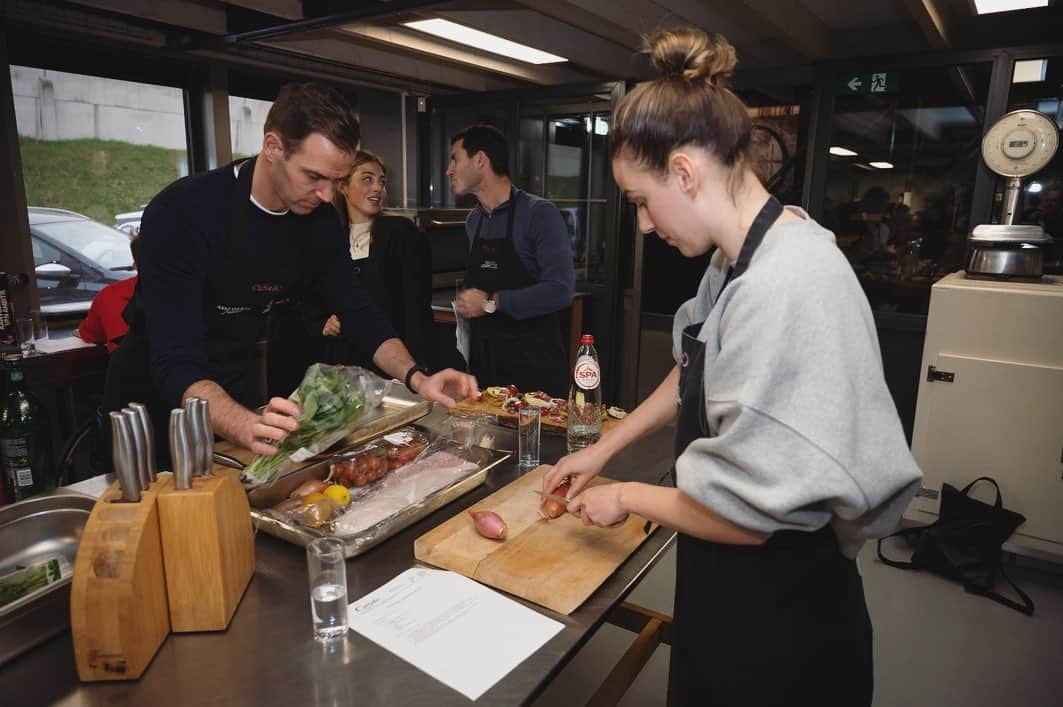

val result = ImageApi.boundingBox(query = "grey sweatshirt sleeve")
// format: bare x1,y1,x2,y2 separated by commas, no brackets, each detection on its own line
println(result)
674,220,921,557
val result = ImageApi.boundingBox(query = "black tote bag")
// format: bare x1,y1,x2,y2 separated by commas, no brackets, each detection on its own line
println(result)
878,477,1034,615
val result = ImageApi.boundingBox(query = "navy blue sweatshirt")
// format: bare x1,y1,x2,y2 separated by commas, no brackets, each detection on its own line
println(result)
135,160,396,409
465,188,575,319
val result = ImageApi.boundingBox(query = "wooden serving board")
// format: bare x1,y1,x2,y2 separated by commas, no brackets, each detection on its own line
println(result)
449,398,621,436
414,465,654,615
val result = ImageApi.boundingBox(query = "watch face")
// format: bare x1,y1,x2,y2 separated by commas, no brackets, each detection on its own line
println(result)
484,300,497,314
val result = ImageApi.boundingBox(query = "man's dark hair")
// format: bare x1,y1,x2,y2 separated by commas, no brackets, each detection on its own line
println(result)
451,124,509,176
130,233,142,264
264,82,360,156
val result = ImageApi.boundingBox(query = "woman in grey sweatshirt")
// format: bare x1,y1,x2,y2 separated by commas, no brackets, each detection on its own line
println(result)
543,27,922,707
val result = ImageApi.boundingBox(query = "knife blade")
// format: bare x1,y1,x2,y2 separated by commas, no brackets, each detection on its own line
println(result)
532,489,572,507
122,408,150,491
169,408,193,490
109,411,140,503
128,402,157,484
193,398,213,476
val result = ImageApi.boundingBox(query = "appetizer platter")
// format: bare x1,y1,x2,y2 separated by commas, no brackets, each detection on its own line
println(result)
449,384,627,436
247,425,510,558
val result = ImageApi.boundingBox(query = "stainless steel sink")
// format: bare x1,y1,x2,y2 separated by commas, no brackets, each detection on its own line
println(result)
0,491,96,666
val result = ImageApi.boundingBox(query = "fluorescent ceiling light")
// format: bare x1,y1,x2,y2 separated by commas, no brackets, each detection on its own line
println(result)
972,0,1048,14
1013,59,1048,83
829,146,858,157
403,19,566,64
870,161,894,169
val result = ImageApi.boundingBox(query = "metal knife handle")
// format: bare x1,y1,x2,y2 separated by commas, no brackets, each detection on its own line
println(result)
129,402,157,483
194,398,213,476
122,409,150,491
169,408,193,490
183,397,205,476
109,411,141,503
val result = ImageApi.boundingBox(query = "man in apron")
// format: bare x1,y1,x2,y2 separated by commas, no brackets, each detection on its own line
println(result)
103,83,476,462
449,124,574,398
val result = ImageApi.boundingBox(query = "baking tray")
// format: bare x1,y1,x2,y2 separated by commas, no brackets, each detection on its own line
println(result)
218,382,434,476
0,491,96,666
248,427,510,559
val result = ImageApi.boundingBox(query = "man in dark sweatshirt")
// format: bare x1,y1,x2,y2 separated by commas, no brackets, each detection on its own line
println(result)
103,82,476,461
449,124,575,397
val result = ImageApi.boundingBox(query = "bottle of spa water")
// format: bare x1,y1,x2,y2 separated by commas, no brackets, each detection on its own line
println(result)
566,334,602,452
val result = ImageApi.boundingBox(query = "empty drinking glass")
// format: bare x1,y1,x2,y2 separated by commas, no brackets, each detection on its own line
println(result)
518,406,541,471
15,317,34,356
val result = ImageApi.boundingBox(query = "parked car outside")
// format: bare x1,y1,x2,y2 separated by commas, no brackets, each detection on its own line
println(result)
29,207,137,318
113,205,145,236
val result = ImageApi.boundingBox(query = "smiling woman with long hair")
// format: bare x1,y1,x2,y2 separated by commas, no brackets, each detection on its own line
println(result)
542,28,922,706
266,150,434,395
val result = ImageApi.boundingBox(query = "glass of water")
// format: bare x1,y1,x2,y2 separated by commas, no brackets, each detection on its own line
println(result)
518,406,541,472
307,537,349,642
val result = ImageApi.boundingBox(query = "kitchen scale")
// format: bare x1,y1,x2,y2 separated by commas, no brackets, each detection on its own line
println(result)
968,109,1059,280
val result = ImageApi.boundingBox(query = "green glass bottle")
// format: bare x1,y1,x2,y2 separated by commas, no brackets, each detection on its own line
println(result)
0,353,54,502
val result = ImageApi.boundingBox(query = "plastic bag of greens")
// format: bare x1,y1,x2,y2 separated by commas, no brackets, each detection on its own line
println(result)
242,364,369,486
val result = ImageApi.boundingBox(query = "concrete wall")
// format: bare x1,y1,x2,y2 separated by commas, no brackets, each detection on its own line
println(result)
10,66,273,156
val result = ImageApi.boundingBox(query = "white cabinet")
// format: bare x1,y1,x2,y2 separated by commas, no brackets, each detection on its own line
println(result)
909,272,1063,560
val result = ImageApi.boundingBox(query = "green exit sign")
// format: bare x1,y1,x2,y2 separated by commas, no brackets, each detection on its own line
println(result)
837,72,900,95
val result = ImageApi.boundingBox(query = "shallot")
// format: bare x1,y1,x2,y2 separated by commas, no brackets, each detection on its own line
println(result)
289,478,329,500
469,510,507,540
539,479,571,520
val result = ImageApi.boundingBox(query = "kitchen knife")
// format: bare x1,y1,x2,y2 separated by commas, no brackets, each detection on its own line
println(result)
183,397,205,476
109,411,140,503
193,398,213,476
122,408,150,491
532,490,572,507
169,408,193,490
128,402,157,484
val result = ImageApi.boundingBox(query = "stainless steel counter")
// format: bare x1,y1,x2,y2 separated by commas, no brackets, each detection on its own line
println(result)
0,409,676,706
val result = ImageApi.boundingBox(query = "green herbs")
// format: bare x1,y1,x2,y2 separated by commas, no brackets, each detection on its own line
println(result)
0,557,66,608
243,364,368,486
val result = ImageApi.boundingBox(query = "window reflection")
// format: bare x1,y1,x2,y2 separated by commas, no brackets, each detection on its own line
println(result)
824,64,992,314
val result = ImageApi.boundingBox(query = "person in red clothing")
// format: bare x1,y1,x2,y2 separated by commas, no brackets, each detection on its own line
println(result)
77,235,140,353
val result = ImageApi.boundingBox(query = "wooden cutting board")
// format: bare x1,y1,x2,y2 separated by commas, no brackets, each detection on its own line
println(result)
414,465,654,614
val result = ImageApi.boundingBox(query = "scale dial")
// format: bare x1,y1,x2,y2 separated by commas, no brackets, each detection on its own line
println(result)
981,109,1059,178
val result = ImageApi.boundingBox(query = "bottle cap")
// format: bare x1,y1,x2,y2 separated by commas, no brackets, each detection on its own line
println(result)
580,334,594,345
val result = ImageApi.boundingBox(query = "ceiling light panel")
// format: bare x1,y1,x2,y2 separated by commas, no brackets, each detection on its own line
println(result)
972,0,1049,15
403,19,566,64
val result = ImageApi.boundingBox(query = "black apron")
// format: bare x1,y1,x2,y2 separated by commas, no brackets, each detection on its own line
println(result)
669,197,873,707
103,158,292,460
464,191,567,397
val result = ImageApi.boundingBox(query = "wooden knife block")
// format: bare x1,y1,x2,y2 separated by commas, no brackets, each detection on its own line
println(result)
155,471,255,632
70,482,171,681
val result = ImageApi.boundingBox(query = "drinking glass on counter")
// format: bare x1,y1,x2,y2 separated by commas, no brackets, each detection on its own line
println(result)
450,414,484,447
307,537,349,642
15,317,35,356
517,406,541,472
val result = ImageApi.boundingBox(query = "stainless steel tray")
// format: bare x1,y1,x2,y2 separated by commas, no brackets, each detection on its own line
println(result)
221,383,434,476
249,428,510,559
0,491,96,666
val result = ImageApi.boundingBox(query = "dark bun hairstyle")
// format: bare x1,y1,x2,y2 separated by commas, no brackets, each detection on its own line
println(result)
611,28,751,173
